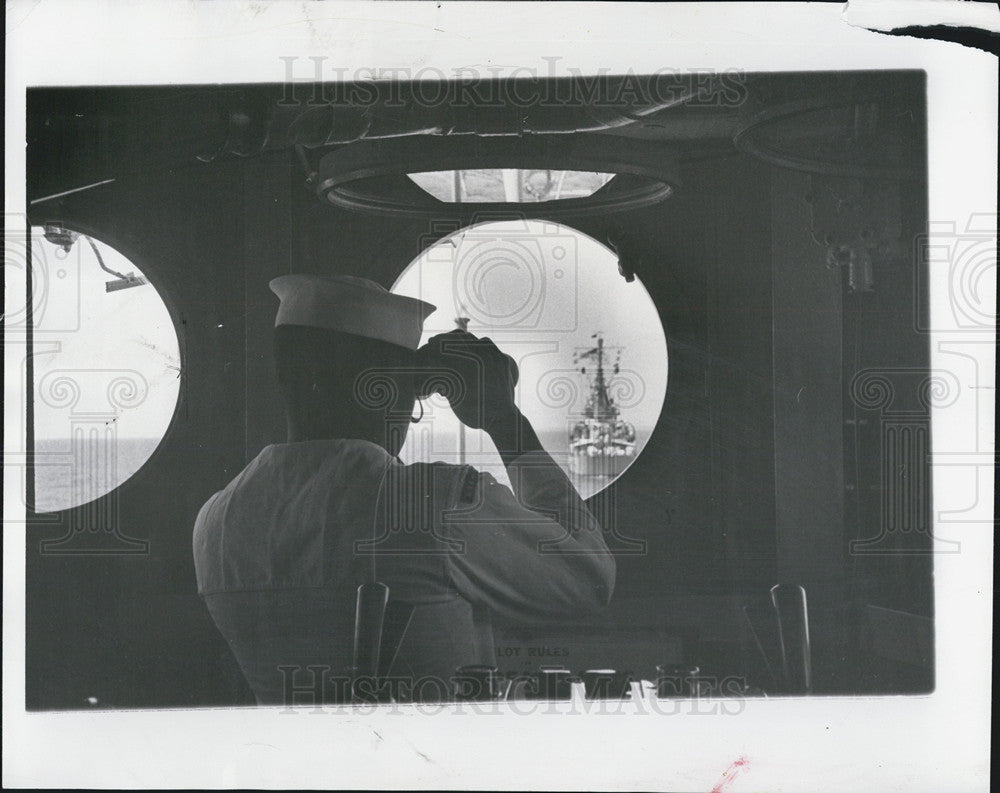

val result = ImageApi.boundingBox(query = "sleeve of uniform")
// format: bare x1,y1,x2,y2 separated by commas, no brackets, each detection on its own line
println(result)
439,451,616,623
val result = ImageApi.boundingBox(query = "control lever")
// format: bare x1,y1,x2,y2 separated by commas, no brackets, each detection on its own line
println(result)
770,583,812,694
353,582,390,681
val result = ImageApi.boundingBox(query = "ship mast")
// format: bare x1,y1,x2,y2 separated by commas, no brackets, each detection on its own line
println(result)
574,333,625,422
594,335,610,419
577,333,616,421
455,313,470,463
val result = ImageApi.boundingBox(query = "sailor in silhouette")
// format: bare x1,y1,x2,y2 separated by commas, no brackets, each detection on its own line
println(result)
193,274,615,703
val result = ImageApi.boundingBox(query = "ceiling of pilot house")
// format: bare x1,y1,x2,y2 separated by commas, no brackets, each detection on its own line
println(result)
24,71,927,207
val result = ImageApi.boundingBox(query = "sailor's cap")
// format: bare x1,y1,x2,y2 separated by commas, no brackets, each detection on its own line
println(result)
269,274,436,350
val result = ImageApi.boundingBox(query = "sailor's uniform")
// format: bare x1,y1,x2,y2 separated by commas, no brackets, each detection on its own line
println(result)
193,437,614,703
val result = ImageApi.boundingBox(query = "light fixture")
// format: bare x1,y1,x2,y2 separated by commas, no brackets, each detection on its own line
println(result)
316,135,679,218
407,169,615,204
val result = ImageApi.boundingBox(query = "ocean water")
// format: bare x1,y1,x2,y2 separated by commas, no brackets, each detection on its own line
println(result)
32,437,164,513
29,427,652,512
393,426,651,499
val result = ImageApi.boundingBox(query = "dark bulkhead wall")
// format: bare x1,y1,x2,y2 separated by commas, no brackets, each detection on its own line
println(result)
23,85,930,707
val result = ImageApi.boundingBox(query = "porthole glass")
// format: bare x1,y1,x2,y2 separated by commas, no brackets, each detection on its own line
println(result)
392,219,667,499
29,226,181,512
408,169,616,203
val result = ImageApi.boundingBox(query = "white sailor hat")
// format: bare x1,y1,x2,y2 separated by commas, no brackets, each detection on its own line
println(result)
269,274,436,351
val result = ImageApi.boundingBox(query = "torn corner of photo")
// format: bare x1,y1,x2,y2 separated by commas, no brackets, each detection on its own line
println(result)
841,0,1000,35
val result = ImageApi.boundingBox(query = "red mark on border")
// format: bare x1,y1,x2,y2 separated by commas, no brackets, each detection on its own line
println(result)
711,755,750,793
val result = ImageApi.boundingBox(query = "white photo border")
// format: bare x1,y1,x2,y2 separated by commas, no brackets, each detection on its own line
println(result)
4,2,996,790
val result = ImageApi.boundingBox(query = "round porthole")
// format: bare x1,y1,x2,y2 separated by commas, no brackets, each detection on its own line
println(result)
28,225,181,512
392,219,667,499
317,135,679,219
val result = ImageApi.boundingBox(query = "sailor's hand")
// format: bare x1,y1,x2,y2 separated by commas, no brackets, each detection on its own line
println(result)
418,330,519,431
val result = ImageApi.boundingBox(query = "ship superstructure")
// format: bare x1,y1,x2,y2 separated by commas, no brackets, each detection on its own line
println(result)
569,334,636,478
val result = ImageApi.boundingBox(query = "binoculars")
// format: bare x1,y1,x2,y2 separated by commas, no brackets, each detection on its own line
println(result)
411,341,519,400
